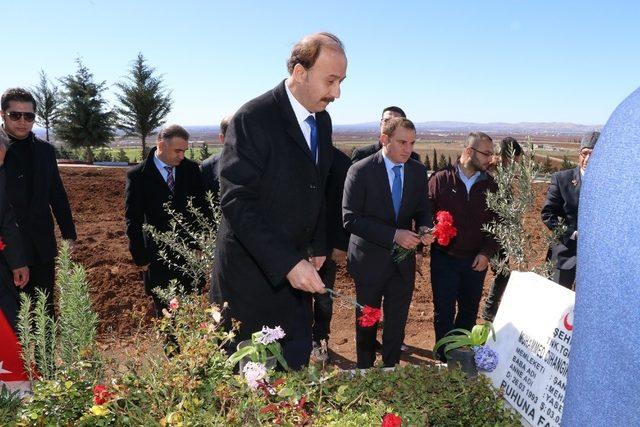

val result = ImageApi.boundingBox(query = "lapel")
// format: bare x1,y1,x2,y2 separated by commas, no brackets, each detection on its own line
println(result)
273,80,317,168
143,147,172,193
372,151,397,223
572,166,582,200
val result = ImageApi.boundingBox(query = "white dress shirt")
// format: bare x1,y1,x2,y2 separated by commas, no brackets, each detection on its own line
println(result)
154,153,174,184
285,81,315,150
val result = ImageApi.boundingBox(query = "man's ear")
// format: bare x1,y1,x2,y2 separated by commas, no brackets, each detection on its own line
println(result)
291,63,308,84
380,133,389,147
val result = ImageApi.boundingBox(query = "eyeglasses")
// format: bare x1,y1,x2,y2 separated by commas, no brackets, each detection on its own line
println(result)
6,111,36,122
470,147,494,157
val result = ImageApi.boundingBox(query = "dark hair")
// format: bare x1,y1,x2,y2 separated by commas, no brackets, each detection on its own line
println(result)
286,32,345,75
157,124,189,141
498,137,522,159
382,117,416,137
381,106,406,118
219,116,231,138
1,87,37,111
466,131,492,147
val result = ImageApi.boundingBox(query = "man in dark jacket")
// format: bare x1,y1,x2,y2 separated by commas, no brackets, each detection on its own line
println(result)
350,106,420,163
428,132,498,361
0,128,29,331
1,88,76,317
213,32,347,370
125,124,206,315
344,118,432,368
541,131,599,289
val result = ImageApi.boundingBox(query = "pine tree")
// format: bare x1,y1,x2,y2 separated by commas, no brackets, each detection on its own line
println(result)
432,148,438,170
115,53,172,159
55,59,115,149
32,70,61,142
423,154,431,171
439,154,448,169
199,142,210,161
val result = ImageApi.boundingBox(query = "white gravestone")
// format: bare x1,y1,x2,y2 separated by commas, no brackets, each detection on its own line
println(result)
484,272,574,427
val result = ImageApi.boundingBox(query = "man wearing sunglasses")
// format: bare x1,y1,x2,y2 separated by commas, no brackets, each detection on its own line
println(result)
0,88,76,318
541,131,599,289
427,132,499,362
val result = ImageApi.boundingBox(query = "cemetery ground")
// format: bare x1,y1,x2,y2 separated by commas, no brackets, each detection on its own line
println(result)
59,164,550,368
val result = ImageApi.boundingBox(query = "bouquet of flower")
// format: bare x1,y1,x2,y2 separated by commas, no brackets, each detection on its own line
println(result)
393,210,457,263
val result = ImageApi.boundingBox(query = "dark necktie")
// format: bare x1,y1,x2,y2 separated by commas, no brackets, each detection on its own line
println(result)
392,165,402,219
164,166,175,192
305,115,318,163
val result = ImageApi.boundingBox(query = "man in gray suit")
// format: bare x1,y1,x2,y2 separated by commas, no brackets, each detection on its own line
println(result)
0,127,30,331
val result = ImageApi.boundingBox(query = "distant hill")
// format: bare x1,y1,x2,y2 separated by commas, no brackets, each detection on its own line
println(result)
34,121,601,144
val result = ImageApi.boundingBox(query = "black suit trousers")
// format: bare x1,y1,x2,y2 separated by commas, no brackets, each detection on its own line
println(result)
312,258,337,342
355,265,414,368
19,259,56,319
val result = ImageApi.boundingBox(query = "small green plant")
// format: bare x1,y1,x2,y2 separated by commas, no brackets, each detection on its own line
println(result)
115,147,129,163
0,386,22,424
227,327,288,370
199,142,211,161
433,322,496,358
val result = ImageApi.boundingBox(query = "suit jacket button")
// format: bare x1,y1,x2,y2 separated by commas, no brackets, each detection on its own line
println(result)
310,184,317,190
168,195,173,200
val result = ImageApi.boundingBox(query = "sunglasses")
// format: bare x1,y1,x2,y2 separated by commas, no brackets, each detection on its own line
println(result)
6,111,36,122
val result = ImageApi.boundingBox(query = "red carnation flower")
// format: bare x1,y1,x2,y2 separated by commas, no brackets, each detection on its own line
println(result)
432,210,457,246
358,305,382,328
382,412,402,427
93,384,112,405
0,237,5,251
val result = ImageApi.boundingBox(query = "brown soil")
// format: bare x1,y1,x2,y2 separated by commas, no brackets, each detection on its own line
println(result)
60,166,549,368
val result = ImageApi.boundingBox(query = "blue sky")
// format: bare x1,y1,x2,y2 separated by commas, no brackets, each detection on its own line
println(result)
2,1,638,126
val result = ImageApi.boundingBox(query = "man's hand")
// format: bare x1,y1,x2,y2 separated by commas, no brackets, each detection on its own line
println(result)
310,256,326,271
331,249,347,265
471,254,489,272
12,266,29,288
287,259,326,293
394,229,421,250
419,226,434,246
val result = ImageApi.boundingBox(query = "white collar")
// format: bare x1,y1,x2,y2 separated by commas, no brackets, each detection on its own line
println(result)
285,79,315,126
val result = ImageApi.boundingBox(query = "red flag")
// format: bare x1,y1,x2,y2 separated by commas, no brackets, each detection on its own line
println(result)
0,309,30,394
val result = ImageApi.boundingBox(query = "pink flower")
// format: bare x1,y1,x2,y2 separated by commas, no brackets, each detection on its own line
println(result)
358,306,382,328
432,210,457,246
169,298,179,310
0,237,5,251
382,413,402,427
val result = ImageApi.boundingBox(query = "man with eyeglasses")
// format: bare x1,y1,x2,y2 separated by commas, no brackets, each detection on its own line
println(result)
541,131,599,289
0,88,76,318
351,106,421,163
427,132,499,361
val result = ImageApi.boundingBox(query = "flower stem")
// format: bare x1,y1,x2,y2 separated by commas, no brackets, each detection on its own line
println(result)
325,288,363,309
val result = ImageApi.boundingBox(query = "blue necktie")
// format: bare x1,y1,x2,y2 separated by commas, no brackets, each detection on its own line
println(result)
305,115,318,163
392,165,402,219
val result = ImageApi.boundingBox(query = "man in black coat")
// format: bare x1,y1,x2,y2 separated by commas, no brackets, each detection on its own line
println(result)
541,131,599,289
200,115,231,202
351,106,420,163
125,124,206,315
343,117,432,368
0,128,30,331
1,88,76,317
213,32,348,370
